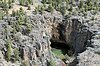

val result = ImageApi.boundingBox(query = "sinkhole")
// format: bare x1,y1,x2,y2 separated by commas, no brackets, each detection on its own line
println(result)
50,40,73,62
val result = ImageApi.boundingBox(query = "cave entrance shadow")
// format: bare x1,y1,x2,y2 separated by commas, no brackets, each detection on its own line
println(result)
50,41,70,55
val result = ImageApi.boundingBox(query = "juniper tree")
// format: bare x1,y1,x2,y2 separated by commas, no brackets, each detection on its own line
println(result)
0,10,4,20
47,4,54,13
65,0,69,9
68,5,73,12
2,1,9,14
6,39,12,61
40,6,45,14
19,0,25,5
34,7,38,14
47,0,52,4
12,10,16,17
27,5,31,10
19,7,24,15
57,0,62,5
18,15,25,25
60,6,66,16
27,0,33,4
8,0,13,8
24,15,29,24
79,1,84,9
14,48,19,61
84,4,88,12
42,0,46,4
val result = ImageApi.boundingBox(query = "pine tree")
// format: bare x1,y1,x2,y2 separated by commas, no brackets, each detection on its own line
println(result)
18,15,24,25
60,6,66,16
65,0,69,9
6,39,12,61
27,0,33,4
2,0,9,14
34,7,38,14
8,0,12,8
57,0,62,5
40,6,44,14
79,1,83,9
48,0,52,4
14,48,19,61
12,10,16,16
19,0,25,5
68,5,73,12
84,4,88,12
42,0,46,4
19,7,24,15
27,5,31,10
0,10,4,20
47,4,54,13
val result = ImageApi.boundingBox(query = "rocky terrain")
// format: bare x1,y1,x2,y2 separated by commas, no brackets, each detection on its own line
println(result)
0,0,100,66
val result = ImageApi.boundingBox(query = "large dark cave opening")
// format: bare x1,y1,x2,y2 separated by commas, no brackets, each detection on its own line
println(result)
50,41,70,55
50,40,73,64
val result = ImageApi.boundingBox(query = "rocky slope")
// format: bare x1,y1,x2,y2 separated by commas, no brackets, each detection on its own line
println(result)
0,11,100,66
0,0,100,66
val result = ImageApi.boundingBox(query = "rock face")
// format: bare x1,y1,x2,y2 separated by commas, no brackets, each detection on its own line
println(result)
51,17,92,54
